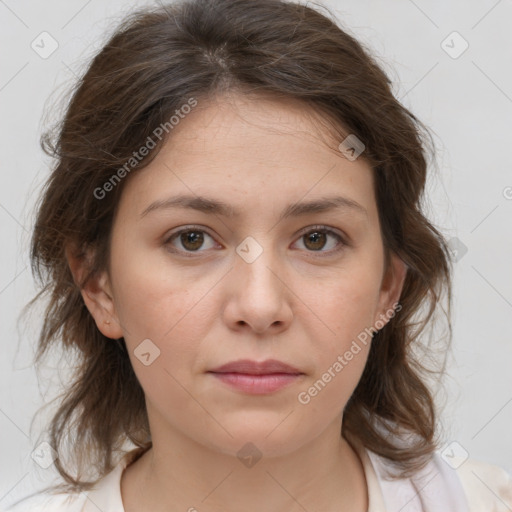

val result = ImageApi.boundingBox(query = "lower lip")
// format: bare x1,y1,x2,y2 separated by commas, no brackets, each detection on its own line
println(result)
209,372,303,394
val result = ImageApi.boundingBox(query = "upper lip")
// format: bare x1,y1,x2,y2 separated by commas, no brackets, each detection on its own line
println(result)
208,359,303,375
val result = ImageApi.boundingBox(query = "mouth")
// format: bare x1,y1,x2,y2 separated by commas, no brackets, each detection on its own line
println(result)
208,358,303,375
207,359,304,394
208,372,304,394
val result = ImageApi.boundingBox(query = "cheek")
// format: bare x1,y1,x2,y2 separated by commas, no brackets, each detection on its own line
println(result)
109,246,220,389
309,264,383,348
294,306,371,435
296,286,373,421
296,259,382,401
109,236,206,339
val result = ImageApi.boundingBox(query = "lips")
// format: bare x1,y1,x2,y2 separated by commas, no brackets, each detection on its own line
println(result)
208,359,303,375
208,359,304,394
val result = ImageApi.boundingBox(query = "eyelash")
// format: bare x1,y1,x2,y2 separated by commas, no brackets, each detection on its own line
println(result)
163,224,348,258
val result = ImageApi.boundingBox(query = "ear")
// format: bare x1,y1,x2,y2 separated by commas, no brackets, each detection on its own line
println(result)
373,251,407,328
65,244,124,340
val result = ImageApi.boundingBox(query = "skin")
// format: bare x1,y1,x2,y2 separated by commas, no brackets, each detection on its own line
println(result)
68,92,407,512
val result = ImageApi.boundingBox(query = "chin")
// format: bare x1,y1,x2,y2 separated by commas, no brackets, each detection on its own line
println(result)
204,419,309,461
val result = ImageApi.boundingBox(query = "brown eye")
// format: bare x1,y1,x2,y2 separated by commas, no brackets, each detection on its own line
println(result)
180,230,204,251
303,231,327,251
293,226,346,255
165,227,217,254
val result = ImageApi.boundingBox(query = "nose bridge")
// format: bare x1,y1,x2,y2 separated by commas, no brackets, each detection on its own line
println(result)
235,234,282,296
227,233,292,332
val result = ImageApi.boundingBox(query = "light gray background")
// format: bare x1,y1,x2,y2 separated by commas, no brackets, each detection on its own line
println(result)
1,0,511,507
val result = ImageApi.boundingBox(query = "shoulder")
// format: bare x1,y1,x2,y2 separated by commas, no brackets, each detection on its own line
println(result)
454,457,512,512
3,490,85,512
364,445,512,512
3,448,143,512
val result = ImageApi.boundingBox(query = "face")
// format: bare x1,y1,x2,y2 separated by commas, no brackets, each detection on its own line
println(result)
78,93,406,458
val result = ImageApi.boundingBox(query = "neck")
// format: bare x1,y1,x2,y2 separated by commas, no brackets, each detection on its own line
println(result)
121,419,368,512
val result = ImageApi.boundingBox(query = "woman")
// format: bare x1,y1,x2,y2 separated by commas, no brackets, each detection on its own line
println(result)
7,0,511,510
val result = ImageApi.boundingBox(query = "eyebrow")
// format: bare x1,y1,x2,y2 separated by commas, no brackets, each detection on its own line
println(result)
139,194,368,221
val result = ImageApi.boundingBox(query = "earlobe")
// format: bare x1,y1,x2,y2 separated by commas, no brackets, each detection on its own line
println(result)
375,252,407,328
65,244,124,340
83,272,124,339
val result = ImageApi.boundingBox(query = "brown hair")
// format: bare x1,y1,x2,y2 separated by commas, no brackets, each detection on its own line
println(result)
24,0,452,492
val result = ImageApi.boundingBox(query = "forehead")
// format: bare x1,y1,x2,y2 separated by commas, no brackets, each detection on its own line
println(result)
117,92,376,222
167,92,349,157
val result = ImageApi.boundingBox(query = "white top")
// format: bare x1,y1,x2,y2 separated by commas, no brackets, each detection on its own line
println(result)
5,444,512,512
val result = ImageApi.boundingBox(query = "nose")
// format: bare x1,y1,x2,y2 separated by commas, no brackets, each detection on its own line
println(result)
222,241,293,335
